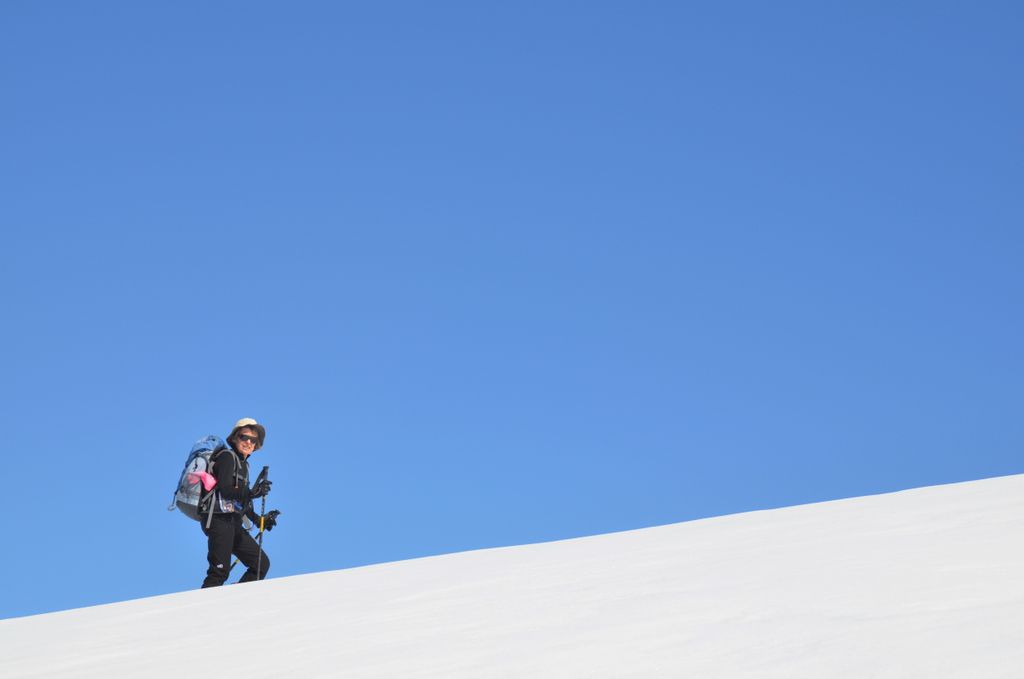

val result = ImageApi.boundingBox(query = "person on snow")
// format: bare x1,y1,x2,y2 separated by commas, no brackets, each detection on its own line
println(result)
200,418,278,588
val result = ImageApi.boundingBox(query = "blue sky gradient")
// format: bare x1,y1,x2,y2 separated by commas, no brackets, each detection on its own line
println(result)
2,1,1021,618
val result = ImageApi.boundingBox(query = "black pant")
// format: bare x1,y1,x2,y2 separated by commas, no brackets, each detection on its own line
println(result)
201,513,269,587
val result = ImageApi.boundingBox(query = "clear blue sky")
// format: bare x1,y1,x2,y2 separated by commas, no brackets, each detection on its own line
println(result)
2,1,1021,619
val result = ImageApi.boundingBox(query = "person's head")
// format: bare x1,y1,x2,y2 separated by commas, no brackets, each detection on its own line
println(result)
228,418,266,458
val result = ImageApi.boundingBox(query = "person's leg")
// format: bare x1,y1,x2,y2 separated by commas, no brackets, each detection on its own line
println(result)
233,524,270,583
201,515,235,588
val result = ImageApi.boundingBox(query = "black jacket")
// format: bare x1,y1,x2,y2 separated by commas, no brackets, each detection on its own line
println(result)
209,447,258,521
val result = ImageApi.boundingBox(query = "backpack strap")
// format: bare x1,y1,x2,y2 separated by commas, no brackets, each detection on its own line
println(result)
205,492,216,528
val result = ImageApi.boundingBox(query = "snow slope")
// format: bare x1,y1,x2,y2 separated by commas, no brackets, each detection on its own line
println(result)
3,475,1023,678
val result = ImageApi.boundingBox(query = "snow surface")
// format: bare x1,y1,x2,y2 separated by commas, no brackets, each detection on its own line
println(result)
3,475,1024,678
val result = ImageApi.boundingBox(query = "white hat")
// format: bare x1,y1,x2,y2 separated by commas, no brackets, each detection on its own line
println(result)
228,418,266,450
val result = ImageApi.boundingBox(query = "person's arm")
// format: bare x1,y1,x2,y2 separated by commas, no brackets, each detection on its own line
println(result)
212,451,250,504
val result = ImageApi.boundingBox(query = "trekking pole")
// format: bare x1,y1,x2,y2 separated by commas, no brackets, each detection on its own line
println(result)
229,509,280,573
230,466,271,576
256,465,269,580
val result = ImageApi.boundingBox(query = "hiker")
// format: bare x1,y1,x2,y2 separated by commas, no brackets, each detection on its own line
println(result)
199,418,278,588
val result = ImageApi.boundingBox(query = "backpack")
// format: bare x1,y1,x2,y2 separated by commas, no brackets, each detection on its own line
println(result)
168,435,240,527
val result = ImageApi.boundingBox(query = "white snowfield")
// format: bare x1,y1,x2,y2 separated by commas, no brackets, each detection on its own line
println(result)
3,476,1024,678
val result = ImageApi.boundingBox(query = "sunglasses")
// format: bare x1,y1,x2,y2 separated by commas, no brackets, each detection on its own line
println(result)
236,434,259,445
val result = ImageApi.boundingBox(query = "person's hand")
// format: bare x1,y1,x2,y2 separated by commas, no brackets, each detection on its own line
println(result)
250,479,273,499
261,510,280,531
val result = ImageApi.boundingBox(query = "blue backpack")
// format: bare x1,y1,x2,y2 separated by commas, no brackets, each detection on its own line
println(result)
168,435,241,527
